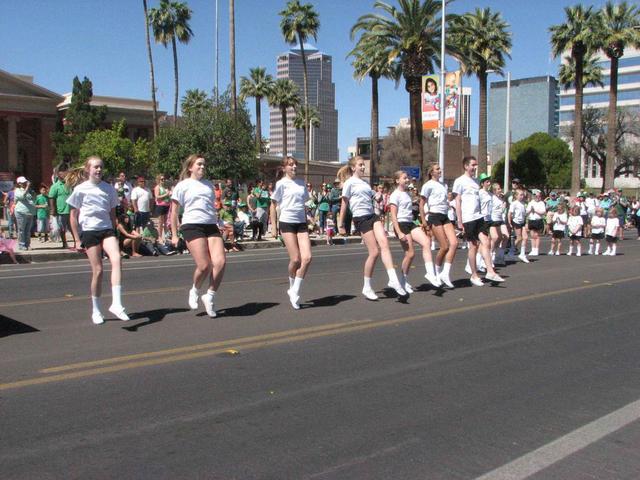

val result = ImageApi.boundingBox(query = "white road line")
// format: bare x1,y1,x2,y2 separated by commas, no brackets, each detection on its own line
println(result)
475,398,640,480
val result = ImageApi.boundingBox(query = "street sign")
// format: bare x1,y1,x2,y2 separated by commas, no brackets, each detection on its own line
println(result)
400,166,421,180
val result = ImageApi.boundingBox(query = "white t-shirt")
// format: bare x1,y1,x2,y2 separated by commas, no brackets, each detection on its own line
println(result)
605,217,620,237
131,186,152,212
526,200,546,220
567,215,583,236
113,180,132,201
66,180,119,231
590,216,605,234
491,195,505,223
388,189,414,223
171,178,217,225
271,177,308,224
448,199,456,222
509,200,526,225
552,212,568,231
585,197,598,215
479,189,492,221
342,176,374,218
452,175,482,223
420,180,448,215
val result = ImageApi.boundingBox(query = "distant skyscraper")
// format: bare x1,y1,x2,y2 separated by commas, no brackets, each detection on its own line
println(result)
454,86,471,138
269,44,339,162
488,75,558,164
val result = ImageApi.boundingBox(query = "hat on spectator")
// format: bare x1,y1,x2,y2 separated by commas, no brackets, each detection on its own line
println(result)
512,177,521,184
224,200,232,206
478,173,491,183
16,176,28,184
238,202,247,207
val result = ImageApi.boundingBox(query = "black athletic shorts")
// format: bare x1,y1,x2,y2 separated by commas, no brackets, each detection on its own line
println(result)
591,232,604,240
463,218,485,242
80,229,116,248
396,222,418,236
353,213,379,234
490,220,504,228
181,223,221,242
154,204,170,216
512,221,525,230
279,222,308,234
605,235,618,243
569,234,582,241
134,211,151,229
552,230,565,239
479,219,491,236
428,213,450,226
528,219,544,232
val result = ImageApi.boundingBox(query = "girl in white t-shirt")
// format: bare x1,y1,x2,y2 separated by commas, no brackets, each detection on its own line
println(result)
269,156,311,309
419,163,457,288
489,183,508,265
550,202,568,255
508,189,529,263
390,170,440,293
588,207,606,255
170,154,225,318
603,214,621,256
567,205,584,256
66,156,129,325
526,190,546,256
337,156,406,299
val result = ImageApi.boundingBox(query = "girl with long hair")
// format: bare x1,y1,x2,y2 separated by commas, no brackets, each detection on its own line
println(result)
489,183,508,264
153,173,171,240
337,156,406,300
389,170,439,293
66,156,129,325
419,163,457,288
269,156,312,309
170,155,225,318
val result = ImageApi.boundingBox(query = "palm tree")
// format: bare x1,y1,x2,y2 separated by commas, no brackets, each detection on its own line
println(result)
240,67,275,153
550,5,600,194
449,8,511,174
268,79,300,159
597,1,640,190
142,0,159,137
148,0,194,126
558,54,604,90
294,105,321,160
351,0,444,176
280,0,320,181
349,32,401,183
229,0,237,114
181,89,212,116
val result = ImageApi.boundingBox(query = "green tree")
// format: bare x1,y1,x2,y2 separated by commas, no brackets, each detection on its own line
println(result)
268,79,300,159
153,91,257,180
595,1,640,190
149,0,194,125
557,53,604,90
349,32,401,183
51,76,107,163
351,0,445,178
550,5,600,194
239,67,275,153
280,0,320,181
79,120,151,176
450,7,512,174
294,105,320,160
142,0,159,137
492,132,572,194
181,88,213,115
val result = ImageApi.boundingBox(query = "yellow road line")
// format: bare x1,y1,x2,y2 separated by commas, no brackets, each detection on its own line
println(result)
2,274,638,392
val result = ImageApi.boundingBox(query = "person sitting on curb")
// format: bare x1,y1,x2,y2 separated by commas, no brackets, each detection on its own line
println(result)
219,201,241,252
116,213,142,258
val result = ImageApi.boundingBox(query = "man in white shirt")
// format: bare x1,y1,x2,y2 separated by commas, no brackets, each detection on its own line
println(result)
130,176,153,232
452,156,504,286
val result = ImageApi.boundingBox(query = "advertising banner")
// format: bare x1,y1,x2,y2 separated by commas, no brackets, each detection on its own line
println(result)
422,70,461,131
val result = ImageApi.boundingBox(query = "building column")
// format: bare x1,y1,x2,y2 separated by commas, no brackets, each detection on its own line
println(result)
40,117,57,184
6,116,19,172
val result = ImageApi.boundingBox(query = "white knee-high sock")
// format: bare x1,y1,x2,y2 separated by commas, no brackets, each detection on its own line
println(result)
91,296,101,314
442,262,452,276
292,276,303,294
595,243,600,254
289,276,295,288
363,277,373,290
387,269,400,285
425,262,435,277
112,285,123,307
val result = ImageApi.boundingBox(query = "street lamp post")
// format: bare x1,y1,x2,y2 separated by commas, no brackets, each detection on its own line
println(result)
504,71,511,193
438,0,446,180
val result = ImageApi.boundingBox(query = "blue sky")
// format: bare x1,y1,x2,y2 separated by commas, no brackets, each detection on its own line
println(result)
1,0,610,162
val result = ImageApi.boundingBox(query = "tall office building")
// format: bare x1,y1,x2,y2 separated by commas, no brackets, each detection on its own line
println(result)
558,47,640,187
488,75,558,164
453,86,471,138
269,44,339,162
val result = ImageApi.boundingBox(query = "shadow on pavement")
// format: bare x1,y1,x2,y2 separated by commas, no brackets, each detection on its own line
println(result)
215,302,279,317
0,315,40,338
302,294,356,309
122,308,190,332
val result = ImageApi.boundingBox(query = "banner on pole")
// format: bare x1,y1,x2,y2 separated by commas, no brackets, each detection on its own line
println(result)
422,70,460,131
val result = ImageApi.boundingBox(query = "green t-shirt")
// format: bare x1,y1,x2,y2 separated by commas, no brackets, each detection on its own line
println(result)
48,180,71,214
253,187,270,208
142,226,158,240
35,194,49,219
219,209,234,223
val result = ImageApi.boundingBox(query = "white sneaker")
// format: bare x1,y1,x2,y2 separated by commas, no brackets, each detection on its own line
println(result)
529,249,538,257
470,276,484,287
425,272,442,288
108,304,130,321
286,288,300,310
403,281,414,294
485,272,505,283
548,250,554,256
555,251,561,256
576,252,582,257
201,292,217,317
92,311,105,325
465,262,472,275
362,287,378,300
387,280,407,296
439,273,454,289
518,253,530,263
188,288,199,310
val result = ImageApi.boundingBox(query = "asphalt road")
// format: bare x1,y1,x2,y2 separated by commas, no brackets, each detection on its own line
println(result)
2,238,640,479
